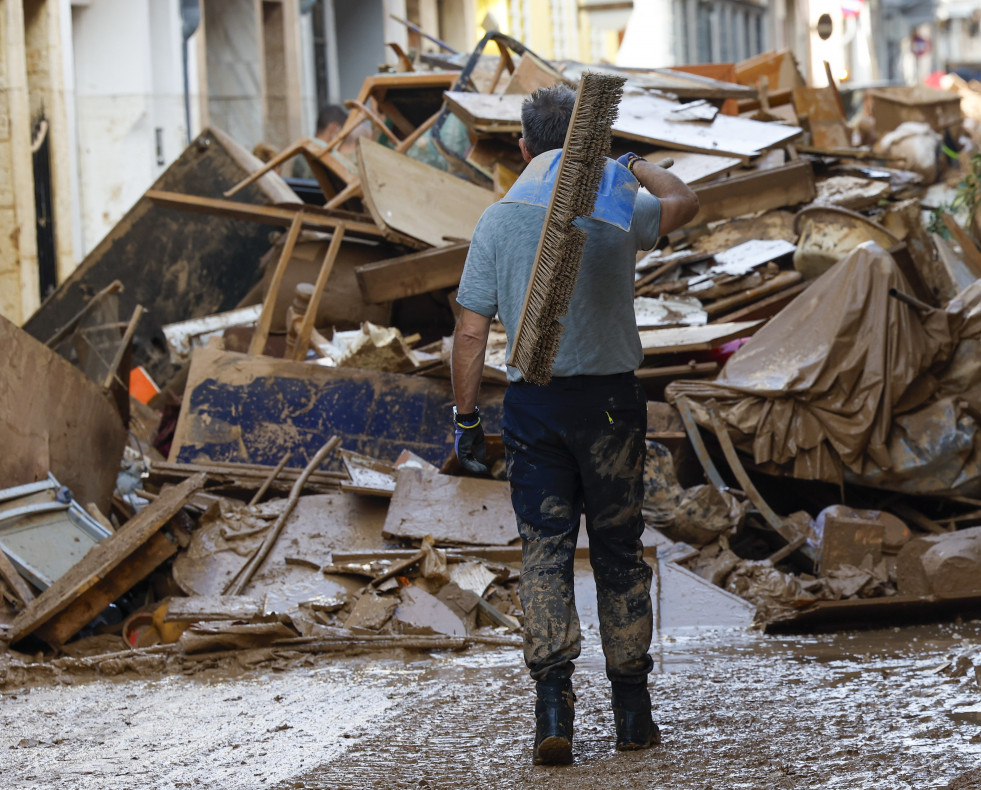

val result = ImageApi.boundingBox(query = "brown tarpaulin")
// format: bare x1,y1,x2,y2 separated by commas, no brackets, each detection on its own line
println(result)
666,243,981,495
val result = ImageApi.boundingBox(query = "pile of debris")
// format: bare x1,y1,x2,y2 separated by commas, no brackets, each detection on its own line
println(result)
6,34,981,675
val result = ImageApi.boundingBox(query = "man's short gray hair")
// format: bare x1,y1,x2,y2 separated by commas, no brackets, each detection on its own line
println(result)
520,84,576,158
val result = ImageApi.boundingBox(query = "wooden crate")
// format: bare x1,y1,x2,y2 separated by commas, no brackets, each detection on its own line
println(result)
868,86,963,135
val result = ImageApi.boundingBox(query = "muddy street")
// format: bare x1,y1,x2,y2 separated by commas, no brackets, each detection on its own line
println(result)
3,618,981,790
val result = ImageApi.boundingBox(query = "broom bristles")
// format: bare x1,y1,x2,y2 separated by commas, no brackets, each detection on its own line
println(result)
508,73,626,386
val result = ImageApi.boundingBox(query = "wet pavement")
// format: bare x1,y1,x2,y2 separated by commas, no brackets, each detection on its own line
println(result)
2,619,981,789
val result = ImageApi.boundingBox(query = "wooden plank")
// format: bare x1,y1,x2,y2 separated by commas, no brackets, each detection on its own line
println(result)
22,127,299,387
941,213,981,280
670,63,740,115
640,149,741,185
146,190,386,241
165,595,264,622
34,532,177,647
1,316,127,512
792,86,849,148
9,473,205,645
690,159,816,225
614,93,801,158
383,467,516,546
249,213,304,355
444,91,802,158
169,345,505,470
764,591,981,634
355,243,469,304
704,270,803,317
640,320,763,356
711,280,808,324
357,138,495,248
291,224,346,360
735,49,805,95
563,62,755,100
0,548,35,605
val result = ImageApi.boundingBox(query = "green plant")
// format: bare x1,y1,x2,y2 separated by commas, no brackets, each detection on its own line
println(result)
929,152,981,240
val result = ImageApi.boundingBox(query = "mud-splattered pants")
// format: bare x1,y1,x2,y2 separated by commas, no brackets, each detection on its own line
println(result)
501,372,654,685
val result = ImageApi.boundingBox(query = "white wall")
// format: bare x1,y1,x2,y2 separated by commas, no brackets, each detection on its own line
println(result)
616,1,672,69
71,0,188,256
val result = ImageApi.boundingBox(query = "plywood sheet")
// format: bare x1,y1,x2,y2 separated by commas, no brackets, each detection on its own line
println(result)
357,139,495,248
169,345,504,470
23,127,297,386
0,315,126,511
640,321,763,356
641,150,742,185
444,91,802,158
383,467,516,546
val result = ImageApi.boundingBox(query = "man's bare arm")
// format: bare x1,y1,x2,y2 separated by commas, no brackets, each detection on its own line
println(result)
632,160,700,236
451,307,493,413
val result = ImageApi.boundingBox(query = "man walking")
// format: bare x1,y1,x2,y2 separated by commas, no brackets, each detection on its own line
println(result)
451,84,699,765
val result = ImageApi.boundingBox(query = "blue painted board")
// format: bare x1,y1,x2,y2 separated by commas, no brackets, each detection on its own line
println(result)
170,346,503,470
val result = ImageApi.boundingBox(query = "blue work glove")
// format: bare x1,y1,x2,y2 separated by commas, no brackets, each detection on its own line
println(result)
454,407,489,475
616,152,642,174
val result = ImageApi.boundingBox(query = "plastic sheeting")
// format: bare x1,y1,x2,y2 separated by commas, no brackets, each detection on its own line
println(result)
667,242,981,496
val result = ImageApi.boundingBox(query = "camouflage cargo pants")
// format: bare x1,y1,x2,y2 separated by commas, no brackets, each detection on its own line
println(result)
501,372,654,684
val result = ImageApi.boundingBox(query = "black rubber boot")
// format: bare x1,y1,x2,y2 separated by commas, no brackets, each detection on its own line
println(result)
533,679,575,765
612,682,660,751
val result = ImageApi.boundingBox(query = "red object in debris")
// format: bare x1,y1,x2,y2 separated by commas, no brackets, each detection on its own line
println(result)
709,337,751,365
129,366,160,405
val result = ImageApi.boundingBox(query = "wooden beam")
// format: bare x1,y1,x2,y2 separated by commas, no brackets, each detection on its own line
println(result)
291,224,346,360
0,549,35,606
34,532,177,647
8,473,206,646
711,280,808,324
146,190,385,240
640,320,763,356
690,160,816,225
249,213,304,355
941,212,981,280
704,271,803,317
355,242,469,303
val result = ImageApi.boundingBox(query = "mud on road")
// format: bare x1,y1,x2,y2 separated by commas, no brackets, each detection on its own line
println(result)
3,620,981,790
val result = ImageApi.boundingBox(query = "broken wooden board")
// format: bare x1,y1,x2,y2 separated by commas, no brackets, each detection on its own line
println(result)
254,237,397,333
640,321,763,356
640,150,742,185
562,61,755,100
354,242,470,304
670,63,740,115
357,138,496,248
1,316,126,512
145,192,385,241
711,280,809,324
792,86,850,148
868,85,963,136
690,160,816,225
165,595,264,622
735,49,805,96
444,91,802,158
383,467,516,546
8,474,206,646
172,493,388,609
169,345,504,470
764,591,981,634
22,128,297,386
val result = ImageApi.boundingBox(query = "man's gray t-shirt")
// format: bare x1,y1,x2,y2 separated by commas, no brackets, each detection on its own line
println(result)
456,190,661,382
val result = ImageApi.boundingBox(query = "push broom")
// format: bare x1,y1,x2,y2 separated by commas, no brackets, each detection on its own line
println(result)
506,72,627,386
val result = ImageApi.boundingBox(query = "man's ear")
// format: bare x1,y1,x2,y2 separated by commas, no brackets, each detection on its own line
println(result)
518,137,534,163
